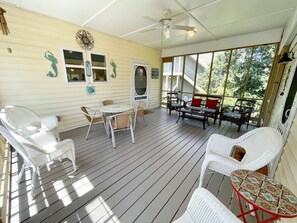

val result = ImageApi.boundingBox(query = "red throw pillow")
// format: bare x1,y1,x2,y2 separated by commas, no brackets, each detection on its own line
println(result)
205,99,218,109
191,98,202,107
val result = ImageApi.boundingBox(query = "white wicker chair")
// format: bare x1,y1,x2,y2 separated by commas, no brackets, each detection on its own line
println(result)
174,187,241,223
0,106,77,199
108,112,135,148
0,125,76,199
0,105,59,140
133,101,146,130
199,127,283,187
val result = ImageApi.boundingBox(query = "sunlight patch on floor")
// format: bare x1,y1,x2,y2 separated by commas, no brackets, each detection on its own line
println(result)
72,175,94,197
54,180,72,206
85,196,118,223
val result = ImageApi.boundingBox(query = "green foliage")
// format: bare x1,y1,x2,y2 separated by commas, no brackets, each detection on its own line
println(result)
198,45,276,100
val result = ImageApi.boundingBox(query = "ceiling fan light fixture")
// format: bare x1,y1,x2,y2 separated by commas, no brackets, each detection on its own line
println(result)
163,28,170,39
187,30,196,37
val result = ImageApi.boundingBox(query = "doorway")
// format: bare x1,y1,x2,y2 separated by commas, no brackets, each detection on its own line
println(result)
131,61,149,107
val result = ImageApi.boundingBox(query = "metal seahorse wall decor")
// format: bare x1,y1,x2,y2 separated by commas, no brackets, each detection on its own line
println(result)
110,59,117,78
45,51,58,77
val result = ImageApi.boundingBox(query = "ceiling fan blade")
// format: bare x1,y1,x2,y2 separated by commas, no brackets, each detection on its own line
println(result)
143,16,159,23
170,12,188,24
173,25,195,31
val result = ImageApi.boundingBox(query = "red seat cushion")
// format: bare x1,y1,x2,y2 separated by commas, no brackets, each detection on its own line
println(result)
191,98,202,107
205,99,218,109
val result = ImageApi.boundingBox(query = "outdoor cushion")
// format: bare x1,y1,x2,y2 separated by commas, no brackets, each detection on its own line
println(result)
191,98,202,107
205,99,218,109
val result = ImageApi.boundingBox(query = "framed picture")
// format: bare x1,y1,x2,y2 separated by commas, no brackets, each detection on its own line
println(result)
151,68,159,79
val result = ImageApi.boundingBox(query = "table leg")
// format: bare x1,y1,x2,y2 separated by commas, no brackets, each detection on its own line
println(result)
235,192,247,223
235,192,280,223
176,111,182,123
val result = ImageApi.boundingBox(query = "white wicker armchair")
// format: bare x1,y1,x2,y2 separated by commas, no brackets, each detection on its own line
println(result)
0,105,59,140
199,127,283,187
0,125,76,199
174,187,241,223
0,106,77,199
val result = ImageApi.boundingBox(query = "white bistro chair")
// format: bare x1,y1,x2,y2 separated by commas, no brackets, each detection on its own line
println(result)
133,101,146,130
81,106,107,140
174,187,241,223
108,112,135,148
199,127,283,187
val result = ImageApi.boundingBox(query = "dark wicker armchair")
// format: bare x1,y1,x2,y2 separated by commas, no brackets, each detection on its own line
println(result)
167,92,185,115
219,98,256,131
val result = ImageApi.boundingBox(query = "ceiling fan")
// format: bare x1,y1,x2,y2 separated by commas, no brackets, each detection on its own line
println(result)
143,9,195,39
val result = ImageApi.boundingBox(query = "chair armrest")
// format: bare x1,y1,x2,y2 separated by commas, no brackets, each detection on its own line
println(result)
206,134,235,156
221,106,233,113
40,116,58,129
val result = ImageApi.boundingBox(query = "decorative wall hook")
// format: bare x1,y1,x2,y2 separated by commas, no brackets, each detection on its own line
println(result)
0,7,10,35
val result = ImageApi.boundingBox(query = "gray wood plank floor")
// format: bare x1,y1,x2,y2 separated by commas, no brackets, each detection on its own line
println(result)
9,108,265,223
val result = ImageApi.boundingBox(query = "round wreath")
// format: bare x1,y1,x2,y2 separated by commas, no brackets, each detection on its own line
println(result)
75,29,95,50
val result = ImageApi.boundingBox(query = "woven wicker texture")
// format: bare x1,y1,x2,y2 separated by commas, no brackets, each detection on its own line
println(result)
174,187,241,223
199,127,283,187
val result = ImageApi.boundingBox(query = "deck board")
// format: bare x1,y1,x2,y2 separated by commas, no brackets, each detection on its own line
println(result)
8,108,264,223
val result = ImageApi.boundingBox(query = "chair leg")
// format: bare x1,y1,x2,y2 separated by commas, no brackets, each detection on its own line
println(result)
103,122,109,137
130,125,135,144
133,114,137,130
111,129,116,148
70,144,77,172
16,163,26,184
86,123,92,140
199,162,208,187
31,167,37,199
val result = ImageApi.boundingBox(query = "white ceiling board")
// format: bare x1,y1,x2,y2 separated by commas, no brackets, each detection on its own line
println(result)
176,0,220,11
86,0,185,36
16,0,113,25
190,0,297,29
162,29,283,57
209,11,293,40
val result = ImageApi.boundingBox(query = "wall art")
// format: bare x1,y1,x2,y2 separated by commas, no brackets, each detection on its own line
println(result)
151,68,159,79
85,61,92,77
86,84,95,95
45,51,58,77
110,59,117,78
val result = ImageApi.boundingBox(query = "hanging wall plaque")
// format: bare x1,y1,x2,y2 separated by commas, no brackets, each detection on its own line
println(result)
85,61,91,77
86,84,95,95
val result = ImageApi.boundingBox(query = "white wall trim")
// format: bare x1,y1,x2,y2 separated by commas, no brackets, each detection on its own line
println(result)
162,28,283,57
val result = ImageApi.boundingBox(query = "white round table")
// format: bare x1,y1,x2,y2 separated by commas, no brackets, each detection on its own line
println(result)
98,104,133,113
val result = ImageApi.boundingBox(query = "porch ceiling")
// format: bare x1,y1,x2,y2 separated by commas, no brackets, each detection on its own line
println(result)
1,0,297,50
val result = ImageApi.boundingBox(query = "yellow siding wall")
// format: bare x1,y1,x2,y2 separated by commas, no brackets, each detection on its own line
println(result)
0,4,161,131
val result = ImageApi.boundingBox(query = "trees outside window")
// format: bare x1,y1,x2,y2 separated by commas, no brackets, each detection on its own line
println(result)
161,43,277,125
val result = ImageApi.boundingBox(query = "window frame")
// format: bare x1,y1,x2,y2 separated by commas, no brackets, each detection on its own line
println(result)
61,48,109,83
62,48,87,83
88,51,109,83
